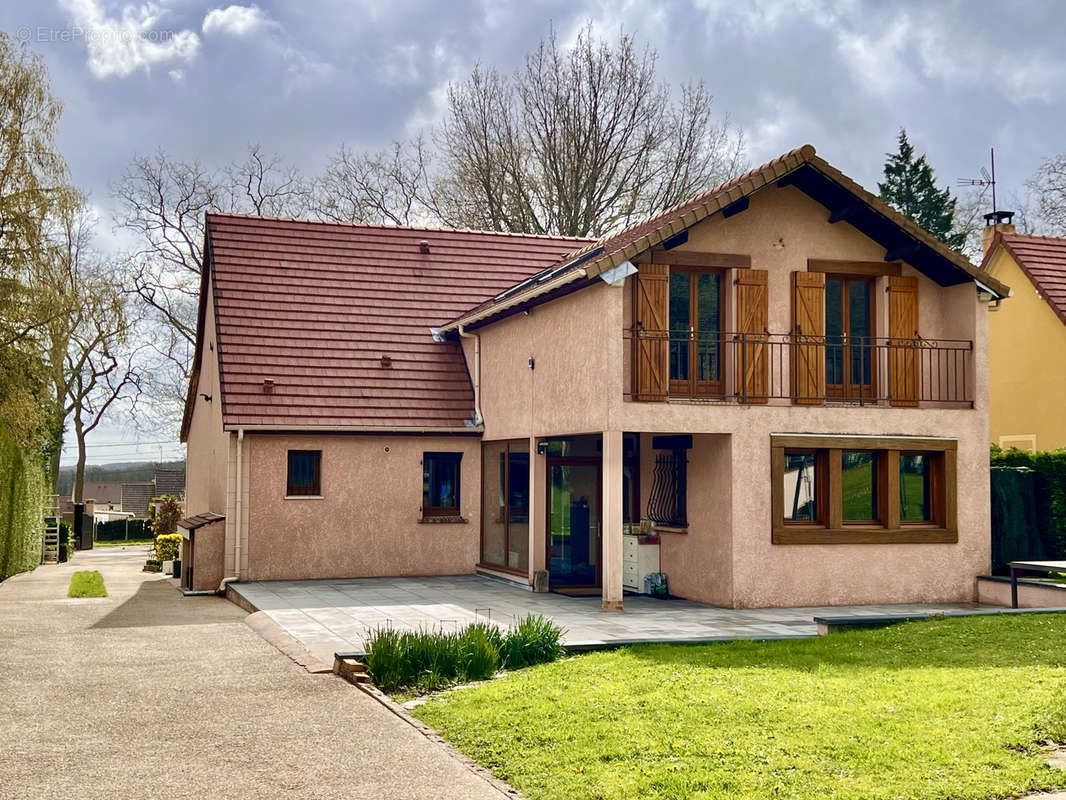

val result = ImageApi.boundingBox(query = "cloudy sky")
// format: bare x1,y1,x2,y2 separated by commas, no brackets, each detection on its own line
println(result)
5,0,1062,463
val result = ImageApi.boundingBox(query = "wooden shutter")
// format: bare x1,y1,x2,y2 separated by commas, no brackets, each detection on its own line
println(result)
790,271,825,405
632,264,669,401
888,275,919,407
735,268,769,404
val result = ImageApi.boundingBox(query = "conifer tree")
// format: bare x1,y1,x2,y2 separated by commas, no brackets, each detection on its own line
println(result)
879,129,966,250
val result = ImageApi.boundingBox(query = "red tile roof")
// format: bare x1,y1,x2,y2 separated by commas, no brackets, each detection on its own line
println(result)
988,232,1066,326
441,144,1010,332
203,214,590,430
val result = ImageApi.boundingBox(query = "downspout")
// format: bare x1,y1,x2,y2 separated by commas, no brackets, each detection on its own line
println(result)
458,325,483,427
218,427,244,594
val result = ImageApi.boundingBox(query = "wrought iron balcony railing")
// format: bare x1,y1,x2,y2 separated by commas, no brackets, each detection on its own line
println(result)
625,328,974,407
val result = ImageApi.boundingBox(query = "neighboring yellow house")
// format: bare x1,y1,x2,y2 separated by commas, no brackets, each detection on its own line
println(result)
983,227,1066,451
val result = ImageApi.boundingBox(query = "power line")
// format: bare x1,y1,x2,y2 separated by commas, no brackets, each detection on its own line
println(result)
61,440,183,449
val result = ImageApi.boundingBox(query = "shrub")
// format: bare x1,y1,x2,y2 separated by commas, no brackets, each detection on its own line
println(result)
364,627,405,692
68,570,107,598
154,533,182,562
0,422,46,580
151,495,182,538
458,622,502,681
364,615,563,693
500,614,566,669
990,445,1066,571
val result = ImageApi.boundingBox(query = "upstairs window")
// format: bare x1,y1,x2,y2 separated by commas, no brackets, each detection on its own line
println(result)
287,450,321,496
423,452,462,517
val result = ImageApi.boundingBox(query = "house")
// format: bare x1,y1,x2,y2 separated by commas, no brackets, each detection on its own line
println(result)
981,220,1066,451
180,144,1009,610
120,482,154,518
154,467,187,497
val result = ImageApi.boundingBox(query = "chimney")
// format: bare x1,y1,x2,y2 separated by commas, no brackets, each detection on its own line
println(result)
982,210,1015,255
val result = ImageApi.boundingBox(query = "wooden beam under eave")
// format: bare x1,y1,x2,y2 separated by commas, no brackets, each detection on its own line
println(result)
722,196,750,219
634,249,752,269
828,206,861,224
884,242,922,262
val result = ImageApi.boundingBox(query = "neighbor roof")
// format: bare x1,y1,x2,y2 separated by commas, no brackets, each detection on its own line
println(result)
182,215,590,436
440,144,1010,332
984,232,1066,326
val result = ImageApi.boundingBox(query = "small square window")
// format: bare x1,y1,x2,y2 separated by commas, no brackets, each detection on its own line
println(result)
899,453,931,522
423,452,462,516
287,450,321,496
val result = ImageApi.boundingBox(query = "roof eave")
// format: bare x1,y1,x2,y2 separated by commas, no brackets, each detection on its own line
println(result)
222,423,485,435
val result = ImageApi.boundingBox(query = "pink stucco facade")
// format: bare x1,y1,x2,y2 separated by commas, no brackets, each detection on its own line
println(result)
184,182,994,609
468,185,992,608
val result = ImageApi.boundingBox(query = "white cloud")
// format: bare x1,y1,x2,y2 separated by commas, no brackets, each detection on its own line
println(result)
58,0,200,79
202,4,275,38
377,42,421,87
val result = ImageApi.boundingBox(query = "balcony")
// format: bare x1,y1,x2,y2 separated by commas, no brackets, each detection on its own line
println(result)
626,329,974,407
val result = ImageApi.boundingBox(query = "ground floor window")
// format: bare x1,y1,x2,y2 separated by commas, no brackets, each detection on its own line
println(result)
480,440,529,571
423,452,462,517
772,435,956,544
286,450,321,496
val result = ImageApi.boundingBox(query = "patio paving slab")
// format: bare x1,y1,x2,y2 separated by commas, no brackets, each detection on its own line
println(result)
231,575,990,664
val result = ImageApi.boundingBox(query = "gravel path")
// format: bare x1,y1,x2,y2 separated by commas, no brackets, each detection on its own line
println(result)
0,547,510,800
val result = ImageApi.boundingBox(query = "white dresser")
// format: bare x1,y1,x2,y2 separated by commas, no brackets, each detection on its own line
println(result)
622,534,660,593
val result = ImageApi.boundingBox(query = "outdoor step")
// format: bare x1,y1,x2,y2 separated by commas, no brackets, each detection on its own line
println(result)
333,655,370,685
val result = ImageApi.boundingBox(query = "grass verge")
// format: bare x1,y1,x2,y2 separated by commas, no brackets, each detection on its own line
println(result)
67,570,107,598
93,539,155,547
415,613,1066,800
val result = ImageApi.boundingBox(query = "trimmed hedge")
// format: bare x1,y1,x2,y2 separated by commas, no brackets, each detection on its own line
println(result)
0,423,46,580
990,446,1066,573
96,518,148,541
154,533,182,562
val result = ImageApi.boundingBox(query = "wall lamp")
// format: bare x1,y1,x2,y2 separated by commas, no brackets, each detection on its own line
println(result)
199,393,212,402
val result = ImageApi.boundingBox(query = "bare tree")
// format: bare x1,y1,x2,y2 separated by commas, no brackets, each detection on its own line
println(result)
1027,154,1066,236
113,144,308,431
65,319,141,504
312,137,434,226
38,197,139,495
432,24,746,237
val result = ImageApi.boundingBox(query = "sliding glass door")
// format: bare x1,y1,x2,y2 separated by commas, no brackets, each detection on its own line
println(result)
480,441,530,572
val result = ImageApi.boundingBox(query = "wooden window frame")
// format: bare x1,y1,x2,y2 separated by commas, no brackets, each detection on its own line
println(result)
422,452,462,518
781,449,829,525
286,450,322,497
771,435,956,544
824,274,878,402
668,266,726,398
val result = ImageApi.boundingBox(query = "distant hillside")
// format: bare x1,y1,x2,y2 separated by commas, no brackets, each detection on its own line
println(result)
57,460,186,496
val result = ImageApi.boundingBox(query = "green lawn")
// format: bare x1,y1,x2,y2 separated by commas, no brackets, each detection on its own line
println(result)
415,614,1066,800
67,570,107,597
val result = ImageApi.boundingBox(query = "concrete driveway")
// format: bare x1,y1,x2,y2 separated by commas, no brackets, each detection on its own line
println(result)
0,547,510,800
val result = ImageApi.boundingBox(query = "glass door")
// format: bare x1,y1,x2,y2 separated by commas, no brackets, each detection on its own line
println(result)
547,460,601,588
669,270,723,397
825,276,875,401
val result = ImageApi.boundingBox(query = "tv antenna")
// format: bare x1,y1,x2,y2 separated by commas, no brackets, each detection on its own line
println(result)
957,147,997,217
